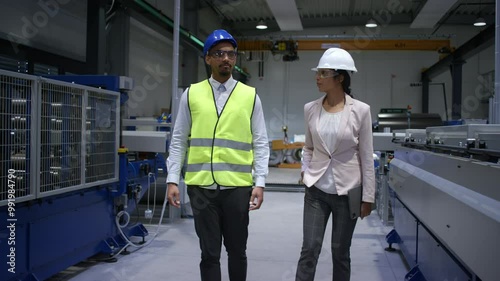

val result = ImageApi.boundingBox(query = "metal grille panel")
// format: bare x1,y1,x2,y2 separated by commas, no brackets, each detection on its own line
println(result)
39,82,84,192
86,91,119,183
0,74,33,201
0,70,120,206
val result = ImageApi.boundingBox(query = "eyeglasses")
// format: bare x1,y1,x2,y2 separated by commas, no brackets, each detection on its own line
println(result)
315,70,338,79
209,50,238,60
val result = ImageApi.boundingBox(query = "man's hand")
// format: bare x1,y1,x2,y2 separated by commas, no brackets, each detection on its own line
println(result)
167,183,180,208
249,186,264,211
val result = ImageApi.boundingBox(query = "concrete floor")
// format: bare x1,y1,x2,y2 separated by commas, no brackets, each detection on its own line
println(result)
49,190,408,281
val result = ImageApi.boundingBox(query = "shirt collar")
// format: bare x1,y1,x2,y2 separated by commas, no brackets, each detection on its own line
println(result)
209,76,236,91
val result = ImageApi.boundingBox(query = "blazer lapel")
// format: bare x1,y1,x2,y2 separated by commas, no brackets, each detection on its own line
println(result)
312,96,332,155
332,94,353,153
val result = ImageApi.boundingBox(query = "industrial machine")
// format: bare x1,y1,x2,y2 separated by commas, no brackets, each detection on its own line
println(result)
0,70,167,281
374,108,443,132
385,124,500,281
372,131,405,226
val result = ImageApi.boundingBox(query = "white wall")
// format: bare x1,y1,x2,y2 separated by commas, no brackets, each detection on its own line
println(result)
243,49,444,140
460,45,495,120
426,45,494,122
0,0,87,61
127,18,175,117
235,25,495,139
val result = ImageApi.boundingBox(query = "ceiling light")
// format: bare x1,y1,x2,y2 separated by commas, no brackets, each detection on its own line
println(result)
256,19,268,30
473,17,486,27
365,18,378,28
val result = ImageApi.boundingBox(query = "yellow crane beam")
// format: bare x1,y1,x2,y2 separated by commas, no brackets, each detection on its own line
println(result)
237,39,450,51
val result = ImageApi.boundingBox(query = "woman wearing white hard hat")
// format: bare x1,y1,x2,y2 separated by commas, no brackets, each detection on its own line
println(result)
296,48,376,281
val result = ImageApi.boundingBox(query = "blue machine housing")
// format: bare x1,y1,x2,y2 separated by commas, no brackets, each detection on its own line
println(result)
44,75,133,104
0,71,166,281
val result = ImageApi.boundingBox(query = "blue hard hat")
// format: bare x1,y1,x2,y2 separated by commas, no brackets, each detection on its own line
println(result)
203,29,237,56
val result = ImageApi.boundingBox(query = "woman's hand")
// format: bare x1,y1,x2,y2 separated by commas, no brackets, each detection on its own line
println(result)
360,202,372,219
298,171,305,185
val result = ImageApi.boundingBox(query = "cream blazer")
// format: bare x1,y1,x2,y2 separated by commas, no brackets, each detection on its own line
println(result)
302,94,375,203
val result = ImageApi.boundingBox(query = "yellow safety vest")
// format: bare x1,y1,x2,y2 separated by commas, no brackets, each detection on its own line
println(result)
185,80,255,187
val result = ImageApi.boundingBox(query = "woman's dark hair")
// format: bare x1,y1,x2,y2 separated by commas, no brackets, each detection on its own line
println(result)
336,70,353,98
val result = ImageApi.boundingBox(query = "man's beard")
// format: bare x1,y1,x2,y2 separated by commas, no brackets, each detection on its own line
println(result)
218,63,232,77
219,70,231,77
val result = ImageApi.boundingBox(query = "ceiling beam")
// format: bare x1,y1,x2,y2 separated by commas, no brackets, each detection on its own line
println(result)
422,25,495,79
411,0,459,29
347,0,356,20
265,0,303,31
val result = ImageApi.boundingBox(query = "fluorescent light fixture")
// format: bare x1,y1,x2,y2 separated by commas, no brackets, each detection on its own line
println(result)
256,19,268,29
365,18,377,28
474,17,486,27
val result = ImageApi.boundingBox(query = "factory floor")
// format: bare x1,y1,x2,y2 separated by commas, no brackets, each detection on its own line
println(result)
48,181,408,281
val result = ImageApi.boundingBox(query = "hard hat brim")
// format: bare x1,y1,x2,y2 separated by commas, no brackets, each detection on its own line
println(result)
311,67,357,72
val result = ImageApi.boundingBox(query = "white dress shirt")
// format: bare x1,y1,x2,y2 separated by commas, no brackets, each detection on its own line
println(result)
166,76,269,188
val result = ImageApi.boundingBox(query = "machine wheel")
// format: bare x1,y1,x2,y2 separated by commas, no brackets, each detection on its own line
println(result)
285,148,302,163
268,142,283,166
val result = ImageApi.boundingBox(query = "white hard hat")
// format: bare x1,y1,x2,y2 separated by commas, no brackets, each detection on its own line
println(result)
311,47,357,72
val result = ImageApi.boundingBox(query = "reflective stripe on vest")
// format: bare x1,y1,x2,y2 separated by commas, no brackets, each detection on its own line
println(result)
185,80,255,187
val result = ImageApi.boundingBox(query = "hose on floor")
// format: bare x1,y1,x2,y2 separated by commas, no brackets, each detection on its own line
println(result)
110,173,169,258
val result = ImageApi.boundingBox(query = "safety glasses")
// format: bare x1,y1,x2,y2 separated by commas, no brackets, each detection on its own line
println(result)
314,70,338,79
209,50,238,60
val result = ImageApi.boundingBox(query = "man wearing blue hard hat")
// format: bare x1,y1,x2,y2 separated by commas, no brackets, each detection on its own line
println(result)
166,29,269,281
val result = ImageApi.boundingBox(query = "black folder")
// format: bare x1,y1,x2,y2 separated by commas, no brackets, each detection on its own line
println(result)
348,185,362,219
